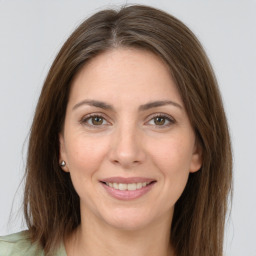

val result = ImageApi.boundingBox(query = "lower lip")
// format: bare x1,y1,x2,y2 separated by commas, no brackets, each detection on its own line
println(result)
101,182,155,200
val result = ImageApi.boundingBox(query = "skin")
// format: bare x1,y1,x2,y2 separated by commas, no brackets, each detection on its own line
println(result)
59,48,202,256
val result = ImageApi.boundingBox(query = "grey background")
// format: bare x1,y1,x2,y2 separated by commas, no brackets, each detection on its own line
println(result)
0,1,255,255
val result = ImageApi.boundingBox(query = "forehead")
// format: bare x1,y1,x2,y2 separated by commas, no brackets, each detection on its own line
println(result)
68,47,182,106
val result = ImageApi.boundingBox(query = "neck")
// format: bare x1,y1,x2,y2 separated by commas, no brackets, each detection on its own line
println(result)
65,209,175,256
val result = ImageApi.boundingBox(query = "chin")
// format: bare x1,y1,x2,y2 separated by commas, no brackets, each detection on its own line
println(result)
101,207,158,231
108,218,151,231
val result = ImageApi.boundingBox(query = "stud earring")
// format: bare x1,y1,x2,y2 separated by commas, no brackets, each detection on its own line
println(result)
60,160,66,167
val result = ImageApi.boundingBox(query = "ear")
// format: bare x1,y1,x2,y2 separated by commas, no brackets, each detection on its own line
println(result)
189,140,203,173
59,133,69,172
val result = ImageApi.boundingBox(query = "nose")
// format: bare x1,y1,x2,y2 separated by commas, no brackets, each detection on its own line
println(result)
108,123,146,169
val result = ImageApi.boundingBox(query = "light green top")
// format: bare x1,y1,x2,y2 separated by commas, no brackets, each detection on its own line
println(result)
0,231,67,256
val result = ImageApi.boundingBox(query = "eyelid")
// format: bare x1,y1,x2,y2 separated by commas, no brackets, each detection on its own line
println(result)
79,112,112,127
145,113,176,127
79,112,175,128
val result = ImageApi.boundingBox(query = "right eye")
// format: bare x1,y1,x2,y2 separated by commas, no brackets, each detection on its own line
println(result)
80,114,109,127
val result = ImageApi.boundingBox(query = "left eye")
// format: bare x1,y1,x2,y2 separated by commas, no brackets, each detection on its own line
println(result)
147,115,174,127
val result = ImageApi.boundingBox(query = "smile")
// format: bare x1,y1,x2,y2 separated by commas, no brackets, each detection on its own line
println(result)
104,182,151,191
100,177,156,200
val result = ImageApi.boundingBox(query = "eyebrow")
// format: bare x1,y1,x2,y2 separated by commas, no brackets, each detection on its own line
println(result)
72,99,182,111
138,100,182,111
73,100,114,111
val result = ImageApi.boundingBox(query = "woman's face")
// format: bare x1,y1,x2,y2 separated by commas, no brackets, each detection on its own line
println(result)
60,48,202,231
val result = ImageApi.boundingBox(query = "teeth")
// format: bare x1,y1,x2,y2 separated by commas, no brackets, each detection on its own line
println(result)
137,183,142,189
119,183,127,190
105,182,151,190
127,183,136,191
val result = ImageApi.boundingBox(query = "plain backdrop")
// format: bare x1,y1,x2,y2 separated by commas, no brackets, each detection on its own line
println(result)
0,1,255,255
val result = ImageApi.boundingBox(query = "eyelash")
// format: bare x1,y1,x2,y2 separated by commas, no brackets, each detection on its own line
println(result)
146,114,175,128
79,113,175,128
80,113,110,127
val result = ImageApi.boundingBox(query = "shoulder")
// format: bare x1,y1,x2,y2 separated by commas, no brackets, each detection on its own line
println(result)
0,231,44,256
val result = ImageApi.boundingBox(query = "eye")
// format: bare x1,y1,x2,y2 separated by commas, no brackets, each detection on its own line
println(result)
80,114,109,127
146,114,175,127
153,116,166,125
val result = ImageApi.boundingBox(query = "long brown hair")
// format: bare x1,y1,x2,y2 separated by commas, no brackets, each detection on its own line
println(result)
24,5,232,256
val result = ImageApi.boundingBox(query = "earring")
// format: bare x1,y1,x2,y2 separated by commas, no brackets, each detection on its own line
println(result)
60,160,66,167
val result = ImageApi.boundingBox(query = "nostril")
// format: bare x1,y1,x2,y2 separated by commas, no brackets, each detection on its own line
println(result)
108,141,146,168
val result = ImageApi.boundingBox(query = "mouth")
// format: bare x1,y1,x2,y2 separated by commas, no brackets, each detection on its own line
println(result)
101,181,156,191
99,177,156,200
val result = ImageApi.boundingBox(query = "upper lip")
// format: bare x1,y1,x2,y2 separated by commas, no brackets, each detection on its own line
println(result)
100,177,156,184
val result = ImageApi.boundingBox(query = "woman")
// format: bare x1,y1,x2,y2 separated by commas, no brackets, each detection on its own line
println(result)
0,4,232,256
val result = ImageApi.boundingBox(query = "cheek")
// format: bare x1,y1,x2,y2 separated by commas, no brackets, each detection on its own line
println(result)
150,137,194,200
152,136,194,173
65,136,110,203
66,135,109,175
